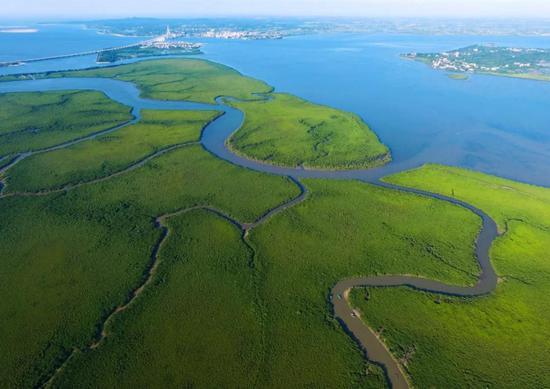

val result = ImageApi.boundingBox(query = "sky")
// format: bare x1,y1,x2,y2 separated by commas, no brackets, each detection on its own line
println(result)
2,0,550,20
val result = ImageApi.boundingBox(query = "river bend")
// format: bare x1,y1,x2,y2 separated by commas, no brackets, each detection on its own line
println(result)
0,78,500,389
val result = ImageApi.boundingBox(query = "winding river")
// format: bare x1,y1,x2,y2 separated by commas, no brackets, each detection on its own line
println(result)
0,77,499,389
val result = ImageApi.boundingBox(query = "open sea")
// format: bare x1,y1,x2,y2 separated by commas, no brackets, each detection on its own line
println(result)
1,23,549,186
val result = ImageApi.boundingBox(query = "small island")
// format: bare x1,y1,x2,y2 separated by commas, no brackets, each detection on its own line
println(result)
97,27,202,63
97,40,201,63
404,44,550,82
447,73,469,80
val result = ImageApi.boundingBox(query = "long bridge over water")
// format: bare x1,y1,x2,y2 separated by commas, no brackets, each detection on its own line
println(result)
0,40,155,68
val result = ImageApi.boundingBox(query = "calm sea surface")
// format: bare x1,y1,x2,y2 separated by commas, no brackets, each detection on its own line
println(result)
0,23,141,71
1,24,549,186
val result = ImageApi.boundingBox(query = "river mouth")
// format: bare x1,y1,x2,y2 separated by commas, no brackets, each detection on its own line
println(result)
0,77,417,181
4,33,550,186
198,33,550,187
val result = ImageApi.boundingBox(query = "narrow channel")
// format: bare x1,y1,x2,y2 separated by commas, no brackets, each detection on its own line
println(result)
0,78,500,389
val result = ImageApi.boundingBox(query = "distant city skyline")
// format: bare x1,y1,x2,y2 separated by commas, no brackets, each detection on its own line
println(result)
2,0,550,20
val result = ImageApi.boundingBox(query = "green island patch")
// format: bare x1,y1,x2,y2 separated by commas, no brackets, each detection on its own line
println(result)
447,73,469,80
97,43,202,63
228,93,391,169
50,210,265,388
2,59,391,170
404,44,550,83
0,59,273,103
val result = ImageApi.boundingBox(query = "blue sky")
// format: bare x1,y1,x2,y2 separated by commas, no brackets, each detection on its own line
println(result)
3,0,549,19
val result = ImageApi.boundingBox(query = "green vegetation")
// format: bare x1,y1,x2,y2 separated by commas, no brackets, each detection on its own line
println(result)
3,109,220,193
385,163,550,231
0,151,484,388
73,145,300,222
1,59,392,170
346,164,550,387
240,178,481,387
97,44,202,63
495,72,550,82
0,144,299,388
51,210,264,387
405,44,550,82
0,90,132,155
1,59,273,103
228,93,391,169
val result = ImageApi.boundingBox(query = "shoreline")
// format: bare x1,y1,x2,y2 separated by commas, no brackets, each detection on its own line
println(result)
0,28,38,34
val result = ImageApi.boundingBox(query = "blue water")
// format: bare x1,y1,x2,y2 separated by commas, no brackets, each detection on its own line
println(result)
1,25,549,186
199,34,550,186
0,23,141,73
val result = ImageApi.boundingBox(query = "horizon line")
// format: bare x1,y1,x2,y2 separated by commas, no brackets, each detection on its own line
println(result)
3,15,550,22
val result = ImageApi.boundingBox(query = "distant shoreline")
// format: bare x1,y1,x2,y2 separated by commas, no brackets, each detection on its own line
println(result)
0,28,38,34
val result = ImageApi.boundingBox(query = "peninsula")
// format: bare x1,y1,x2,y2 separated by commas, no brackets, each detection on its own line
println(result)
0,27,201,68
404,44,550,81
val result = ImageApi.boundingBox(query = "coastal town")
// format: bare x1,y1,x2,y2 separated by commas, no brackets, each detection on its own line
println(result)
139,26,202,50
196,29,283,39
96,27,202,62
405,44,550,76
86,19,309,40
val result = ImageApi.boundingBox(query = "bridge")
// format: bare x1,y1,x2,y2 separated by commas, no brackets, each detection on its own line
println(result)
0,38,160,68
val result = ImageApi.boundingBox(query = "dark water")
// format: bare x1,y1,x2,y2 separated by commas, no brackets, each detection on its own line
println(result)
0,26,549,186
